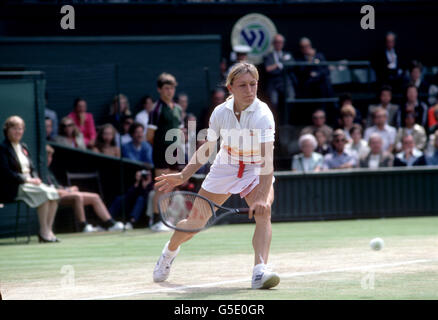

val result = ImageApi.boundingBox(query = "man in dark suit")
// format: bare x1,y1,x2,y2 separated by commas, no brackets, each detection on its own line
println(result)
263,34,296,113
294,37,333,99
359,133,394,168
375,32,404,92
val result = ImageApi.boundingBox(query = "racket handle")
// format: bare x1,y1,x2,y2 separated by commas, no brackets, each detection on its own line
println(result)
235,208,250,214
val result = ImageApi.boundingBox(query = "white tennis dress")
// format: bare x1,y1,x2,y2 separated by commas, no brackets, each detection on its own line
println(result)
201,96,275,197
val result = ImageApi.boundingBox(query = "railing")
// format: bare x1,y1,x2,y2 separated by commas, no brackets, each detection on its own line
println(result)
192,166,438,224
280,60,375,125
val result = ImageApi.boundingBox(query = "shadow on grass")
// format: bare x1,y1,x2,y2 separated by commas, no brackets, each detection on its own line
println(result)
156,282,252,300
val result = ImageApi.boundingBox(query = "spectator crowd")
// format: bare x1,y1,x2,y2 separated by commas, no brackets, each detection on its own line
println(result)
3,30,438,240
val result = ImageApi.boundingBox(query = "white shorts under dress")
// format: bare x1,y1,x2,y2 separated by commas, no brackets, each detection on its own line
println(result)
201,162,275,198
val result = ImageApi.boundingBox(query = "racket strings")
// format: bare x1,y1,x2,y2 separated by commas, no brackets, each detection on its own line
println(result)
159,192,215,231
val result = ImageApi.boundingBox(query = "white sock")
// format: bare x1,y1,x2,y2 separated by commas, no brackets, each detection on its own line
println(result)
164,241,179,257
253,263,266,273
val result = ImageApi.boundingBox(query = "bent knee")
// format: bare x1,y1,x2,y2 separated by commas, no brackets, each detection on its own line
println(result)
71,192,83,203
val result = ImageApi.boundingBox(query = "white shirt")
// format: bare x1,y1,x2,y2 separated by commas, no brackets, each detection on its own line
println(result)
207,97,275,165
364,125,396,152
386,49,397,69
346,139,370,159
368,154,381,169
135,110,149,137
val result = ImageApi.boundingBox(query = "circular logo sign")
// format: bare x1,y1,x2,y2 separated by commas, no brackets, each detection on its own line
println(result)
231,13,278,65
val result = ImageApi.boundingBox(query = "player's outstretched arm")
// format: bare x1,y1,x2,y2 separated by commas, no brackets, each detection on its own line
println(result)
155,140,217,193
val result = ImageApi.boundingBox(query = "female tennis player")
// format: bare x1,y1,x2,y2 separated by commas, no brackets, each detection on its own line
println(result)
152,62,279,289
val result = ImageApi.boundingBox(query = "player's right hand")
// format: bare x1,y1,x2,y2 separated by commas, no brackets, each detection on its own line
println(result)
155,173,184,193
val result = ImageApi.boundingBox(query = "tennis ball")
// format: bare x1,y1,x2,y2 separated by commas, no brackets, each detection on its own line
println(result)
369,237,384,251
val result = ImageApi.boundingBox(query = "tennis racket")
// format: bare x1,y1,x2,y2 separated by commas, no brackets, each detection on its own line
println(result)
158,191,249,232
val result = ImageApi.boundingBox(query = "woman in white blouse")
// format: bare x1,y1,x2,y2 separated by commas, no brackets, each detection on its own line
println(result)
0,116,60,243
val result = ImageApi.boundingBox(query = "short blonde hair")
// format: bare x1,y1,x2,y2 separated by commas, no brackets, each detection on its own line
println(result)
225,62,259,87
3,115,25,137
340,104,356,118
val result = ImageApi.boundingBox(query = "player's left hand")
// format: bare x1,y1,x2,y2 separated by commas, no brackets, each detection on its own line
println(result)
248,200,271,220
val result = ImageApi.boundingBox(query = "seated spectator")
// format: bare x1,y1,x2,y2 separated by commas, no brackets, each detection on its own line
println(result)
116,115,134,147
398,85,428,128
322,129,357,170
92,123,121,158
45,117,56,141
177,93,189,121
338,93,363,125
45,145,125,232
108,93,132,131
68,98,97,148
427,103,438,134
359,133,393,168
291,134,323,172
338,104,356,142
402,60,430,97
414,131,438,166
364,107,397,153
0,116,59,243
314,127,332,156
346,124,370,159
295,37,333,99
300,109,333,142
109,169,153,229
394,134,423,167
135,95,155,138
367,85,399,128
54,117,87,150
44,92,59,140
122,122,153,167
394,111,427,153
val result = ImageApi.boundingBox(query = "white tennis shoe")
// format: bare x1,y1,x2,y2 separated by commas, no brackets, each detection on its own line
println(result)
153,241,180,282
251,263,280,289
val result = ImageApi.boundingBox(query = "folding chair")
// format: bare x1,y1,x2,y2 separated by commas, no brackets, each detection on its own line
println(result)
14,200,31,243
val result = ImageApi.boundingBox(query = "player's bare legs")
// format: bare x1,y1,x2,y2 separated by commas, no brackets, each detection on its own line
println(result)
245,184,275,266
168,188,230,251
154,188,229,282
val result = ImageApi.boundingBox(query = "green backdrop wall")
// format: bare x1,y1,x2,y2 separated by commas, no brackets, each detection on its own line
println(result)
0,36,221,127
0,73,47,239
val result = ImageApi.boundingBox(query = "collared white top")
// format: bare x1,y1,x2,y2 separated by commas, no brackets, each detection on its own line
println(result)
207,96,275,165
364,124,397,152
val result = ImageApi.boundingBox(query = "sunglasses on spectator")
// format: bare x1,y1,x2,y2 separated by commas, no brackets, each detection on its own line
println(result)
334,139,346,143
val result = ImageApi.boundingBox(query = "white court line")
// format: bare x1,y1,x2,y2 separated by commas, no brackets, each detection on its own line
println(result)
83,258,438,300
